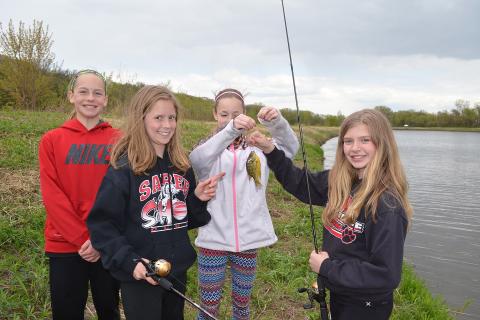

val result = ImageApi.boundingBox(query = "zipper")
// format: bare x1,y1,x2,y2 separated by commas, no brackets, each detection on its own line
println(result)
230,144,240,252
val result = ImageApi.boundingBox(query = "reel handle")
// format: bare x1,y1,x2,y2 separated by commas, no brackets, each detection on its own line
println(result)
298,286,315,310
133,258,218,320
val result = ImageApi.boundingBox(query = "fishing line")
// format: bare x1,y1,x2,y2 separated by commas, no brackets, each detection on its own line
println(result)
280,2,330,319
280,0,319,253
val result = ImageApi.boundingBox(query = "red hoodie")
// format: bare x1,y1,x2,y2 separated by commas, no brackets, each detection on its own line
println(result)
39,118,119,253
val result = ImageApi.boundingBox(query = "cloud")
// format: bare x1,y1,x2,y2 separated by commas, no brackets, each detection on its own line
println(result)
155,54,480,115
2,0,479,115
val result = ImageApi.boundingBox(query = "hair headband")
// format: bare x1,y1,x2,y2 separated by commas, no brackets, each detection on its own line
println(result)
68,69,108,95
214,90,244,103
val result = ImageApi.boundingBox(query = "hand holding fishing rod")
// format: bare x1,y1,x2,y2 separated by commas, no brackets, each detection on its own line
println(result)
133,258,219,320
249,130,330,320
280,0,330,319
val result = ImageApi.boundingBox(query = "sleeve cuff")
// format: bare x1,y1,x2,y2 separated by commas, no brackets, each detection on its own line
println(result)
72,231,90,249
121,252,142,276
258,115,282,128
319,258,332,276
227,119,243,136
191,192,208,211
264,146,284,162
187,193,210,230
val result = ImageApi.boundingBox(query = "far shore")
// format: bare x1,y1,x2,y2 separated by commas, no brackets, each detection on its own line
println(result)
394,126,480,132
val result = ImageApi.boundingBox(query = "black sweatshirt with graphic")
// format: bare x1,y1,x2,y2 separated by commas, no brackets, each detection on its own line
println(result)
265,147,408,301
87,153,210,282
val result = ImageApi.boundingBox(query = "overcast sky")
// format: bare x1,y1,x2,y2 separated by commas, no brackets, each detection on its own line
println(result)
2,0,479,115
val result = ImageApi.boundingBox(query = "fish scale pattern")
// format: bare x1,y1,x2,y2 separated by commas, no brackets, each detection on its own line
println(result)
197,247,257,320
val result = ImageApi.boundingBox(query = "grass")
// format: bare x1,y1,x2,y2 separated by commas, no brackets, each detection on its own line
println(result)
0,110,455,319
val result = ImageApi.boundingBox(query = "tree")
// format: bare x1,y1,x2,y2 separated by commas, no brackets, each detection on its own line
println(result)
374,105,394,123
455,99,470,111
0,19,56,109
474,102,480,126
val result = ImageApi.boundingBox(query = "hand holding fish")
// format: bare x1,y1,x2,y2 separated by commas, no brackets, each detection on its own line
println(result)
248,131,275,154
195,172,226,201
257,106,279,122
233,114,256,131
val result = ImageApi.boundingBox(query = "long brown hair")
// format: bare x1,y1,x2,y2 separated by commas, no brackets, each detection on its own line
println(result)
110,85,189,175
323,109,413,226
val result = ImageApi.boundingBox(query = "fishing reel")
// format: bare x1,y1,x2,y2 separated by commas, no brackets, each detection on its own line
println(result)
298,277,330,320
298,281,320,309
133,258,219,320
146,258,172,277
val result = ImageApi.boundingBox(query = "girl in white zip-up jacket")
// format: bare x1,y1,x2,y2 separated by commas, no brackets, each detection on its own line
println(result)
189,88,299,320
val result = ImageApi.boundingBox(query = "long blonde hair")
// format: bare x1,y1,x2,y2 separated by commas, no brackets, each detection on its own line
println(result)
323,109,413,226
110,85,189,175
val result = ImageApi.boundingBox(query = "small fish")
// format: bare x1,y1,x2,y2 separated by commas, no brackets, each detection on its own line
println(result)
246,151,261,187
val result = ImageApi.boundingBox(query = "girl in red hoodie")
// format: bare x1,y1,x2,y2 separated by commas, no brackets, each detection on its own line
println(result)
39,69,120,320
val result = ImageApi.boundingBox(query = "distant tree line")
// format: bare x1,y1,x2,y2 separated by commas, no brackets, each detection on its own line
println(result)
245,104,345,127
375,103,480,128
1,19,478,128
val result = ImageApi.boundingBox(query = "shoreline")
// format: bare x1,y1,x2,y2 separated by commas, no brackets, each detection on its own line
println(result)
394,126,480,132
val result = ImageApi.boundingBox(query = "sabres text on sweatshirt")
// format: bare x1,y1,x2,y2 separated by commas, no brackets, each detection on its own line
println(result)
87,154,210,282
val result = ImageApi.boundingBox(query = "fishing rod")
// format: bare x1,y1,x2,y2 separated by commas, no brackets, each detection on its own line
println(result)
134,259,219,320
280,1,329,319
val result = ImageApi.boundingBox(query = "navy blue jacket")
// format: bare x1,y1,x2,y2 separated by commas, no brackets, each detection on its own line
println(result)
265,147,408,301
87,153,210,282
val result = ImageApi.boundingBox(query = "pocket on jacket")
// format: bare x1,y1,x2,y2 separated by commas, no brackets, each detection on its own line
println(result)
171,242,196,273
150,241,196,275
45,222,66,242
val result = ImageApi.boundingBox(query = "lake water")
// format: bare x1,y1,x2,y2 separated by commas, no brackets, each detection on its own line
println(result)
322,131,480,320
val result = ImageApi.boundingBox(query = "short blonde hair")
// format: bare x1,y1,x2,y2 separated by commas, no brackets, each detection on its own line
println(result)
68,69,107,119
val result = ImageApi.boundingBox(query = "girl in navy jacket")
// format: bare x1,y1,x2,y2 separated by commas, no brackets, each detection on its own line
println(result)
249,109,413,320
87,86,224,320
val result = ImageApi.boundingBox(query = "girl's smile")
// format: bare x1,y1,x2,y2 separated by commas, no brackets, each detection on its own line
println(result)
68,73,107,123
144,99,177,157
214,97,244,129
343,124,377,178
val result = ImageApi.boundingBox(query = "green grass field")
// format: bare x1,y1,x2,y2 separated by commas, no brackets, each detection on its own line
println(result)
0,110,454,319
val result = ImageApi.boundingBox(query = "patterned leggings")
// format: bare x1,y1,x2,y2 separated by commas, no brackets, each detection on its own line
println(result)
196,247,257,320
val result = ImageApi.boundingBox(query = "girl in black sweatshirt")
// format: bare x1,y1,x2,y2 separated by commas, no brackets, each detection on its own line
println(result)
87,86,224,320
249,109,413,320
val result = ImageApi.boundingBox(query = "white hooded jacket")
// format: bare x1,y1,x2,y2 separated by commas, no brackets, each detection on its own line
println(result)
189,115,299,252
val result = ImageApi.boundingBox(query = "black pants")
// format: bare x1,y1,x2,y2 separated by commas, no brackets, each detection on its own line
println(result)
49,255,120,320
330,292,393,320
121,273,187,320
